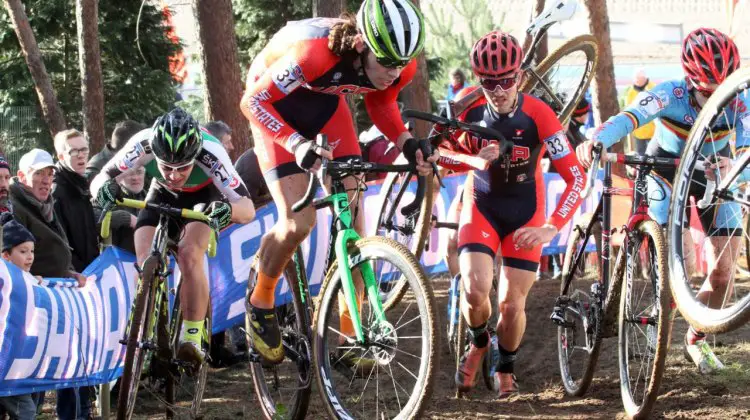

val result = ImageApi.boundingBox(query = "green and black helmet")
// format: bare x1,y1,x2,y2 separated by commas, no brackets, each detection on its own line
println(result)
356,0,426,68
150,107,202,165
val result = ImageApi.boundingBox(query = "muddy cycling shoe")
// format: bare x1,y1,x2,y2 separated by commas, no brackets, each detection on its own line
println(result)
245,303,284,364
495,373,519,399
684,337,724,374
176,341,206,375
455,344,488,393
331,350,377,378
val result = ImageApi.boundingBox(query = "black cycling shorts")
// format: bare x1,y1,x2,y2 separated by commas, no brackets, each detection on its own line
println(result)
135,180,221,240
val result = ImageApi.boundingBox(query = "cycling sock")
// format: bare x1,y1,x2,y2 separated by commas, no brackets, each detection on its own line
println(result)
496,344,518,374
339,289,363,338
469,323,489,348
686,327,706,345
251,270,279,307
180,320,203,346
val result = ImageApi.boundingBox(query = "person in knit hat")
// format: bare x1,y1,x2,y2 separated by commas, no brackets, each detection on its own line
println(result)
0,212,41,419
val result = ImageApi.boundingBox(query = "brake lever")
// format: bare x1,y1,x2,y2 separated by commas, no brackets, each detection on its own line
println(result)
419,139,444,188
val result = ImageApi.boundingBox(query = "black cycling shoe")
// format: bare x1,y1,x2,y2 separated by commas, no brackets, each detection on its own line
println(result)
245,303,284,364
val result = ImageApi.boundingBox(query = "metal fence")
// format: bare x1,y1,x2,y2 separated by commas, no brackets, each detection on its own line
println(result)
0,106,51,173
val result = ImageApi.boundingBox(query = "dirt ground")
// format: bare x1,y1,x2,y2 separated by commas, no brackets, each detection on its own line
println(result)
39,274,750,419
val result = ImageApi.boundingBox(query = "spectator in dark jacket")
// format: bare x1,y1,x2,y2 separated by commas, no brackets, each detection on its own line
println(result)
12,146,93,420
52,129,99,273
85,120,145,182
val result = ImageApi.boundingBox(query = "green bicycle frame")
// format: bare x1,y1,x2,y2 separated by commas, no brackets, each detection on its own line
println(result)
327,190,386,343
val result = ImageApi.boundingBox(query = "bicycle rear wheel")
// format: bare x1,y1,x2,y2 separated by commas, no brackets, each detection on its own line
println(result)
249,248,313,420
167,288,212,419
520,34,598,124
116,257,159,420
618,221,672,419
556,214,604,396
668,66,750,334
376,155,434,310
313,237,437,419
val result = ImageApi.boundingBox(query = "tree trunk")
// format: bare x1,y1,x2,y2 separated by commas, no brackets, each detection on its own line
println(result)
313,0,346,17
584,0,623,173
4,0,67,137
398,0,431,138
523,0,548,65
193,0,251,156
76,0,106,152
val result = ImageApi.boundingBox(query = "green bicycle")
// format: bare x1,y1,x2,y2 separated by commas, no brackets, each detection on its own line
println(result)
290,134,438,419
101,198,217,420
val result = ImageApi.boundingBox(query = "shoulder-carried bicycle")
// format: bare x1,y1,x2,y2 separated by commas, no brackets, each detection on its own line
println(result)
100,198,217,420
376,0,598,295
554,145,674,419
668,66,750,335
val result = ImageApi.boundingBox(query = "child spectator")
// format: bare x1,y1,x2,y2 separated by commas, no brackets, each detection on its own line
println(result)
0,212,40,419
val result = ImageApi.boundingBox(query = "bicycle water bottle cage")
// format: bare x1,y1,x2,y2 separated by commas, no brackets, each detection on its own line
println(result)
526,0,578,36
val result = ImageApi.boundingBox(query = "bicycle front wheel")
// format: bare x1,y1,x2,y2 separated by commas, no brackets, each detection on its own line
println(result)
557,213,604,396
313,237,437,419
668,66,750,334
618,221,672,420
116,257,159,420
250,248,313,420
520,34,598,124
376,156,434,311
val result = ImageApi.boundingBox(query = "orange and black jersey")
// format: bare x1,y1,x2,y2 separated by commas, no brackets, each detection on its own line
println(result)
438,87,586,231
241,17,416,153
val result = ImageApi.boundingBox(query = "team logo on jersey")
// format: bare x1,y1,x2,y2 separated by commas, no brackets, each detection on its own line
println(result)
516,173,527,182
673,87,685,98
314,85,374,95
227,176,241,189
328,138,342,151
684,114,695,124
200,152,218,169
515,129,524,137
481,231,490,238
511,145,531,162
333,72,342,82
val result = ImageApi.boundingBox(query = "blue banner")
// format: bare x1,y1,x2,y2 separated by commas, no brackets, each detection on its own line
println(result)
0,171,600,395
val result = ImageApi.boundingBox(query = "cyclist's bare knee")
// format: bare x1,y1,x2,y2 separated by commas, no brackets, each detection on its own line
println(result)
460,252,494,308
281,207,316,243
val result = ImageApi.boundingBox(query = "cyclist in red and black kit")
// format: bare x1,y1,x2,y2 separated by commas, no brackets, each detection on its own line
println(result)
239,0,437,367
440,31,586,397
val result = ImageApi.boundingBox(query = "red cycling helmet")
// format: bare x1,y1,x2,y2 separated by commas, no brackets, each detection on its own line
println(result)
681,27,740,91
470,31,524,79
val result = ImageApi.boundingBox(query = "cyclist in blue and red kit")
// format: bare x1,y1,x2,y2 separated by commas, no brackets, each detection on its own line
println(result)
440,31,586,398
576,27,750,374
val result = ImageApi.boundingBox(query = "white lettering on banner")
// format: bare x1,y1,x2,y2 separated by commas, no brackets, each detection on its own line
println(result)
48,289,73,379
0,263,13,354
7,277,48,380
100,264,133,371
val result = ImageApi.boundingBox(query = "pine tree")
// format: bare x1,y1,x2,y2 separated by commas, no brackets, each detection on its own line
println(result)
0,0,180,151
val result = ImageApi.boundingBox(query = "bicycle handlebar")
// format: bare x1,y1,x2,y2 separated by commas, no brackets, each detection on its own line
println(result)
402,109,515,156
291,134,425,215
99,197,218,257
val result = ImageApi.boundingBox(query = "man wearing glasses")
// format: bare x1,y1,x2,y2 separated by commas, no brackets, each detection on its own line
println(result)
90,107,256,368
440,31,586,398
53,129,99,273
